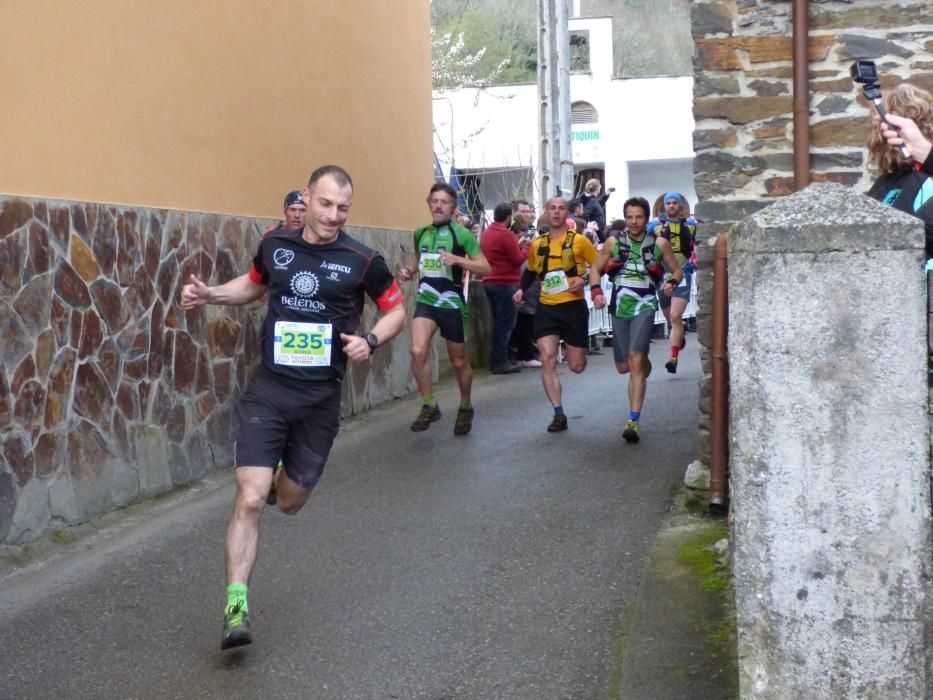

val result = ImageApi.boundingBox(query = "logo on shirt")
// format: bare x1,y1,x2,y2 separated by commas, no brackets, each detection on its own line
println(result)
290,271,319,297
280,271,326,311
320,260,352,275
273,249,295,269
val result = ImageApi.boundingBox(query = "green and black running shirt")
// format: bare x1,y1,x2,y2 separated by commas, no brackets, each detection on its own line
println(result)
412,220,481,311
611,236,663,319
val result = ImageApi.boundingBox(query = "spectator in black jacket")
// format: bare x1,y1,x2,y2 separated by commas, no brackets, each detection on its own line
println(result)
580,178,614,242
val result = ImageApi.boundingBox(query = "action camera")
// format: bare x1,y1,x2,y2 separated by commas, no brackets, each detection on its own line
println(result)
851,59,910,158
849,59,879,85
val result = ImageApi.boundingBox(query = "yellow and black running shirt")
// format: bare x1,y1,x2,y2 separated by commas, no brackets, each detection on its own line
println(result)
525,231,597,306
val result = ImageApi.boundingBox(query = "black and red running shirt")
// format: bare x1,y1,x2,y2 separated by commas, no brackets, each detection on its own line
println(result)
247,228,403,382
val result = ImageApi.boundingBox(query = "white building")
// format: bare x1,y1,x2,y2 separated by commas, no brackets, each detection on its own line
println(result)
432,11,695,223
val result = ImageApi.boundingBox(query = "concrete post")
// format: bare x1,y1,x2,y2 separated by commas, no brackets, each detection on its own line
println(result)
728,183,931,698
537,0,553,201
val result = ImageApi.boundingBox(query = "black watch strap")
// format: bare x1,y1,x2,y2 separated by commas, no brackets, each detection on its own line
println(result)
364,332,379,352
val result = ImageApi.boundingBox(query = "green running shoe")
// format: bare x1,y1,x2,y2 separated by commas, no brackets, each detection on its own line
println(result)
622,419,640,444
221,600,252,650
453,406,474,436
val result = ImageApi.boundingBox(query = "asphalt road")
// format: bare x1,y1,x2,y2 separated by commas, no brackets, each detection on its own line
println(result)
0,338,700,700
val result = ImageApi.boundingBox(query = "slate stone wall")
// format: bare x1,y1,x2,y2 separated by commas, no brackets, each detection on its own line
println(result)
690,0,933,467
0,195,417,544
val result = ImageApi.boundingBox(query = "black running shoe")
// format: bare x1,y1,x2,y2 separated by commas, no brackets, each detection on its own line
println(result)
221,601,252,650
410,404,441,432
622,419,640,443
547,414,568,432
680,335,687,350
665,357,678,374
453,406,474,436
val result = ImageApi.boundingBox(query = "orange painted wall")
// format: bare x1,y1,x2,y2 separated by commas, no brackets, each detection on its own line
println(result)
0,1,432,230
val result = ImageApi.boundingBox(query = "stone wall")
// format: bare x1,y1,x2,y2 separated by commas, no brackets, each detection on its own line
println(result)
690,0,933,468
0,195,418,544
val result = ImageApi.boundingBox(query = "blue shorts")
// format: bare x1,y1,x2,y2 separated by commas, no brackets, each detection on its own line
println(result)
659,271,692,308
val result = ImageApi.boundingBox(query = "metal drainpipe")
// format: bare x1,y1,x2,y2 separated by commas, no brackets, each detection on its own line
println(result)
792,0,810,190
709,234,729,512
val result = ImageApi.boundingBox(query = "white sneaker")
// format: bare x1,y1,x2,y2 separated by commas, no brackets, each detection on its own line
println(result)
521,359,543,368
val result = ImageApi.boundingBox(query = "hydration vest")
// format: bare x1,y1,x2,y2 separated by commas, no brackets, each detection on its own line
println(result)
656,218,696,259
528,230,586,279
613,230,664,287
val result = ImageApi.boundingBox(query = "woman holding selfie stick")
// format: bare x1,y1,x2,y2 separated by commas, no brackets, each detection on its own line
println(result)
866,83,933,258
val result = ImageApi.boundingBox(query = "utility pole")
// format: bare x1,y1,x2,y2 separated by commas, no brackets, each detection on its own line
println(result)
537,0,573,203
537,0,553,203
555,0,574,197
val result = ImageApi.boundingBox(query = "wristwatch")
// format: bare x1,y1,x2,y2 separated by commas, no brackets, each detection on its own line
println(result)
364,332,379,353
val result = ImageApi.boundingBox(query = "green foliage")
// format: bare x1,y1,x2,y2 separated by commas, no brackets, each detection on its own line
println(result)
431,0,537,88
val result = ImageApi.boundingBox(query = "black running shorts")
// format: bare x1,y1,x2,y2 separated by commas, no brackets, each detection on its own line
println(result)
413,302,466,343
234,364,341,490
533,299,588,348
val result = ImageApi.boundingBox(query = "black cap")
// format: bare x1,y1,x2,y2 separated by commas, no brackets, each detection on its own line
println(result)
284,190,304,209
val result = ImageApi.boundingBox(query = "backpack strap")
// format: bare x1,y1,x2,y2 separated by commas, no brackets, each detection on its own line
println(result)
534,230,585,279
615,230,632,266
560,230,582,276
641,232,665,286
659,218,696,258
613,231,664,287
533,232,551,279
